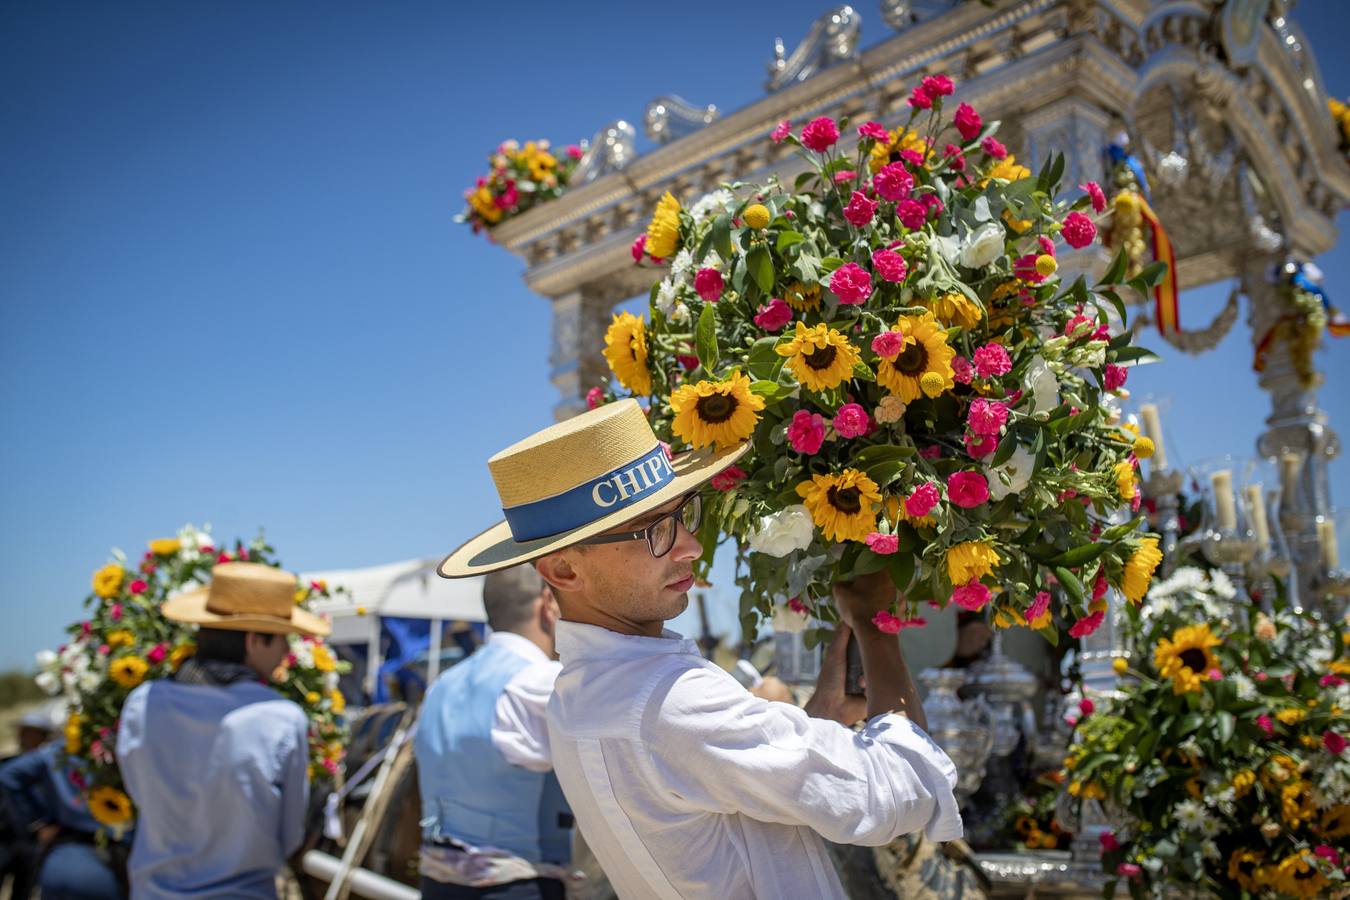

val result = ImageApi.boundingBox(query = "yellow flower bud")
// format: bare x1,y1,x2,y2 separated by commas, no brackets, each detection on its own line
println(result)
1113,657,1129,676
1133,436,1155,459
1114,192,1140,215
919,371,947,397
743,203,771,230
305,691,321,705
1035,254,1057,277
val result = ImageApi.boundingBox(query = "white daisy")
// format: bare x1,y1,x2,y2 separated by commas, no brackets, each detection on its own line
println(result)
669,248,695,282
655,278,680,317
689,188,734,224
1174,799,1208,831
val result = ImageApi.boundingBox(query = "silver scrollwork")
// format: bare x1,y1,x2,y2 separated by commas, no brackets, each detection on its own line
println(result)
643,95,719,145
880,0,958,30
766,5,861,93
570,120,638,184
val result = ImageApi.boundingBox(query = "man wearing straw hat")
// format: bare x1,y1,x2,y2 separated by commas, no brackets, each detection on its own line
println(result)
439,400,961,899
116,562,329,900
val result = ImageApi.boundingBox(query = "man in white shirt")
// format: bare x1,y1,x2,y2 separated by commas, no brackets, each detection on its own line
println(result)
414,565,571,900
437,400,961,899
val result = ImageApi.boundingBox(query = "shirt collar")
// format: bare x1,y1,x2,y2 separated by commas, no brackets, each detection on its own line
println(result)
486,630,551,666
555,620,698,665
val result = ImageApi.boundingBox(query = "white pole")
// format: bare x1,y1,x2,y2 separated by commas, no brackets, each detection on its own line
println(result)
364,614,382,702
302,850,420,900
426,617,443,685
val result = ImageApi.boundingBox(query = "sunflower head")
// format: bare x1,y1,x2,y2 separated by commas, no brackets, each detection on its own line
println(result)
982,154,1032,186
1114,460,1137,501
64,712,82,754
92,563,124,599
876,312,955,402
645,192,683,258
109,656,149,690
868,127,930,173
1227,849,1265,892
170,643,195,672
602,312,652,396
784,281,822,312
1275,852,1326,899
796,469,882,543
89,786,134,827
1318,804,1350,839
1153,623,1222,695
148,537,181,556
1121,537,1163,603
670,372,765,450
946,541,1001,585
775,322,860,392
920,292,982,329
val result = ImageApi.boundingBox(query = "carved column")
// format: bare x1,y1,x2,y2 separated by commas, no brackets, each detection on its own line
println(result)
548,287,617,421
1020,97,1113,206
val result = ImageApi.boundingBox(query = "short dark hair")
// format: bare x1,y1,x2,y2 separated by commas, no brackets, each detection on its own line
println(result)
483,565,548,633
194,627,276,664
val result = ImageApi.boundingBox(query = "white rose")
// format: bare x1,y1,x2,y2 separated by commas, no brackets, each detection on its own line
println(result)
986,446,1036,501
655,278,679,317
35,649,57,669
78,670,102,692
1023,355,1059,414
35,671,59,695
960,223,1005,269
747,505,816,558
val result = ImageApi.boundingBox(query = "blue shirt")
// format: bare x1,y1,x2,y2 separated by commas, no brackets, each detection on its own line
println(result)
117,677,310,900
0,741,102,836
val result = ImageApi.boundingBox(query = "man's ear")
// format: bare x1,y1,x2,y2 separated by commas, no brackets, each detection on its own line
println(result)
535,553,581,595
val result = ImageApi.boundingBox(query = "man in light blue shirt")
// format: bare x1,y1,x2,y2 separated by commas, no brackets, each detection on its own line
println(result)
116,561,330,900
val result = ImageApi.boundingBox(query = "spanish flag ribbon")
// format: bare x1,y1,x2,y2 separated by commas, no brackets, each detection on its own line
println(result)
1134,193,1180,336
1291,263,1349,338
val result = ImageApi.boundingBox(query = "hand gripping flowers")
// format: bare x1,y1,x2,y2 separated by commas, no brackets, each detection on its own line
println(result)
596,74,1164,638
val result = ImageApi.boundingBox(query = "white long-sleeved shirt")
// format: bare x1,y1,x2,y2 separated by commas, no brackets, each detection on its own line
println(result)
546,620,962,900
487,631,562,772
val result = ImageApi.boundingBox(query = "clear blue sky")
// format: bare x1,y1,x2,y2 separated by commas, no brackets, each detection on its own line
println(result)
1,1,1348,670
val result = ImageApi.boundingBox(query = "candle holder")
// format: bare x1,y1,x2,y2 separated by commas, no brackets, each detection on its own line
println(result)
1142,467,1185,571
1201,530,1260,627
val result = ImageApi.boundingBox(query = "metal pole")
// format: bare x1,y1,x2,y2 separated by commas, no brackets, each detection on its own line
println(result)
426,617,443,683
302,850,420,900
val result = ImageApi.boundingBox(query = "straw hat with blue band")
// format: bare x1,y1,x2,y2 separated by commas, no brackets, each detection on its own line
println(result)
438,399,750,578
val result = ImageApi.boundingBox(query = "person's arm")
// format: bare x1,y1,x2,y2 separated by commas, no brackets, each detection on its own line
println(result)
492,661,560,773
832,571,927,729
0,749,53,838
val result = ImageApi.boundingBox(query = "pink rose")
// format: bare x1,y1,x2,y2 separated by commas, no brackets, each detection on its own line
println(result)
753,297,793,332
972,344,1012,379
920,74,954,98
843,190,878,227
872,330,906,358
566,145,584,160
1104,364,1127,391
952,581,992,612
147,643,168,665
833,170,857,184
954,102,982,141
129,579,147,595
1099,831,1119,853
907,85,933,110
830,262,873,305
800,116,840,153
981,136,1008,159
771,120,792,143
905,482,940,518
871,248,908,283
967,398,1008,437
897,199,927,230
919,444,942,460
964,433,998,458
858,121,890,142
1078,698,1095,717
865,532,900,555
109,603,123,622
1326,731,1347,755
952,356,974,384
631,233,647,262
710,466,748,491
787,410,827,455
873,163,913,201
948,471,990,508
586,387,604,409
1068,611,1105,638
833,403,871,438
1061,211,1097,249
694,267,724,302
873,610,904,633
1081,181,1106,213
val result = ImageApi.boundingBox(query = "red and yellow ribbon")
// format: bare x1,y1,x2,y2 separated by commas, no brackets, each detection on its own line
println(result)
1136,194,1180,335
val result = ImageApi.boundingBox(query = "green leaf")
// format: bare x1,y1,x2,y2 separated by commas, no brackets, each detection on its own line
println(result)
749,380,794,403
990,432,1020,467
852,360,875,382
1100,518,1145,542
1054,566,1085,604
747,336,784,380
776,230,805,253
1051,543,1109,568
794,171,817,192
1110,346,1161,365
865,460,906,488
711,214,734,262
853,549,890,577
1134,260,1169,289
820,257,846,274
886,553,916,592
747,245,775,294
1096,247,1129,287
1217,711,1236,746
853,444,916,466
696,304,719,372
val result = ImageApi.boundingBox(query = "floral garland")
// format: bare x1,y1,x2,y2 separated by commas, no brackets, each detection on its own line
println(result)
457,138,584,234
1064,566,1350,898
594,73,1164,640
1329,98,1350,165
34,525,350,836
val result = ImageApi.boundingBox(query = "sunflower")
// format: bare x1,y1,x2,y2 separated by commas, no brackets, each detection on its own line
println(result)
109,656,149,690
148,537,181,556
1280,780,1315,827
1153,623,1222,695
106,630,135,650
1275,852,1327,899
775,322,860,392
670,372,765,450
920,292,982,329
645,191,683,258
981,154,1032,186
170,643,195,672
1231,769,1256,798
1120,537,1162,604
92,563,124,599
64,712,82,754
468,185,503,224
88,786,134,827
1114,460,1137,502
312,644,337,673
876,312,955,402
783,281,822,312
602,312,652,395
1227,849,1265,892
329,688,347,714
1318,804,1350,839
868,127,930,173
796,469,881,543
946,541,1000,585
885,495,933,529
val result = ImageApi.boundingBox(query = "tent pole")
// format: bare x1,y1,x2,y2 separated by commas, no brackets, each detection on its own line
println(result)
427,617,443,685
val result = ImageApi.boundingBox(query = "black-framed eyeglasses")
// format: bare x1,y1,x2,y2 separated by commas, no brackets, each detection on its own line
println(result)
579,493,702,558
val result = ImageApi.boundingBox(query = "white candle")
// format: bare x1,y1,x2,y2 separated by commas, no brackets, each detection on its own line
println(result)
1319,519,1341,570
1280,453,1302,506
1139,404,1167,470
1212,470,1236,531
1246,484,1270,546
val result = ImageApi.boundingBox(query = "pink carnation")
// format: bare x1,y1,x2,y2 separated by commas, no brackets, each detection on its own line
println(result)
972,344,1012,379
771,120,792,143
964,433,998,458
1068,611,1105,638
905,482,940,518
110,603,123,622
1079,698,1095,717
800,116,840,153
1092,570,1109,601
788,597,810,615
952,356,974,384
967,398,1009,437
833,403,871,438
980,136,1008,159
1326,731,1348,755
871,248,908,283
897,199,927,230
566,145,584,160
1038,235,1057,257
843,190,878,227
787,410,827,455
676,354,700,371
907,85,933,110
833,170,857,184
586,387,604,409
147,643,168,665
129,579,147,595
919,444,942,460
753,297,793,332
872,330,906,358
873,610,904,633
865,532,900,555
954,102,982,141
1061,211,1097,249
952,581,992,612
942,144,966,173
830,263,873,305
495,182,519,210
631,233,647,262
1322,674,1346,688
1117,863,1142,879
1026,591,1051,623
1081,181,1106,213
919,193,944,217
1315,845,1341,865
1104,364,1127,391
947,471,990,508
1099,831,1120,853
858,121,890,142
899,148,926,168
694,267,724,302
873,163,913,201
921,74,954,99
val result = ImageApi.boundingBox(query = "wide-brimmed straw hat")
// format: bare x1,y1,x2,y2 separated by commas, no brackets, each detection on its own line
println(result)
162,561,331,637
438,399,749,578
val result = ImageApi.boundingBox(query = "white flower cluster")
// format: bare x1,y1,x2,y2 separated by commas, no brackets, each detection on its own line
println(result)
34,638,103,701
747,504,816,558
1143,566,1231,622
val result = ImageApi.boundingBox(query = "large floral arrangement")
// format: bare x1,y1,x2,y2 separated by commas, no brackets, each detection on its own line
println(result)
1064,566,1350,898
457,138,584,233
597,73,1164,639
34,525,350,836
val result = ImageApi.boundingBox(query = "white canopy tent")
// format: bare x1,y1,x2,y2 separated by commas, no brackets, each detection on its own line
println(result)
302,559,486,696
